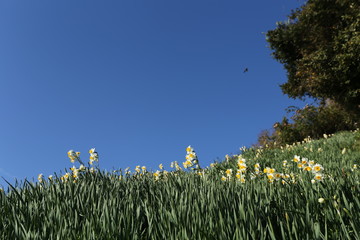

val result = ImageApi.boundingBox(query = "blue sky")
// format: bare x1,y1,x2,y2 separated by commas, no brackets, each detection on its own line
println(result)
0,0,307,186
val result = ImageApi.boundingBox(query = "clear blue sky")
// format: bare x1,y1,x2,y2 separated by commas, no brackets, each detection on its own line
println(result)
0,0,307,186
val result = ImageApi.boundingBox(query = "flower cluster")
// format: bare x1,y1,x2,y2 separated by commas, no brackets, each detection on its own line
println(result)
264,167,292,184
235,157,247,183
152,169,169,181
38,173,44,183
220,154,325,185
171,161,182,171
40,145,332,189
221,155,247,183
237,157,247,173
153,170,161,180
134,165,147,176
254,163,260,175
183,145,200,170
69,164,86,181
67,150,81,164
89,148,99,165
263,167,276,182
293,155,324,183
60,172,71,182
50,148,99,183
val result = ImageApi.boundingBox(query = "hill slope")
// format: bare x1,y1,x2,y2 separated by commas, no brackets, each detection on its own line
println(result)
1,130,359,239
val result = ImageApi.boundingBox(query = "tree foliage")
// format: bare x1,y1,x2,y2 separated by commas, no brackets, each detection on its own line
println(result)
256,101,358,147
266,0,360,115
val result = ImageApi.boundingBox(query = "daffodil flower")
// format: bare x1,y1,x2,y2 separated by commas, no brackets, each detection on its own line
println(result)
293,155,300,162
38,173,43,183
186,145,193,153
184,145,201,170
225,169,232,176
314,173,323,181
153,170,160,180
312,164,324,173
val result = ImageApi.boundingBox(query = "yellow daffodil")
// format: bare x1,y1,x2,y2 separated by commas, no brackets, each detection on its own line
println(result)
38,173,43,183
237,157,246,164
293,155,300,162
186,145,193,153
240,176,245,183
312,164,324,173
183,160,192,169
238,163,247,171
275,173,282,179
314,173,323,181
304,166,312,171
184,145,200,170
267,173,274,180
68,150,77,163
153,170,160,180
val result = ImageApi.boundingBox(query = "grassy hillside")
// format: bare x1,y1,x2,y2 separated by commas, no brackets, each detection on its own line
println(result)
1,130,359,239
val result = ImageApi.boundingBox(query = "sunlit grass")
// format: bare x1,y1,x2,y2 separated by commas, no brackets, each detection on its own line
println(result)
0,130,359,239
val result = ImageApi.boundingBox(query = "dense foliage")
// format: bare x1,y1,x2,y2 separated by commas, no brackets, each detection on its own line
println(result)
266,0,360,115
260,0,359,147
257,101,358,147
0,130,360,239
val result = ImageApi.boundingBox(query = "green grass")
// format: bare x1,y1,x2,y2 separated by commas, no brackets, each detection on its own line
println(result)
1,130,360,239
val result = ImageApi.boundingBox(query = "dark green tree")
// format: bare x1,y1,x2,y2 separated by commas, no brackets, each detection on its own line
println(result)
266,0,360,116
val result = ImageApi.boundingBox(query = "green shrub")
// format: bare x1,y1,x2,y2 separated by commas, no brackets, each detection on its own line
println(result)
257,101,358,148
